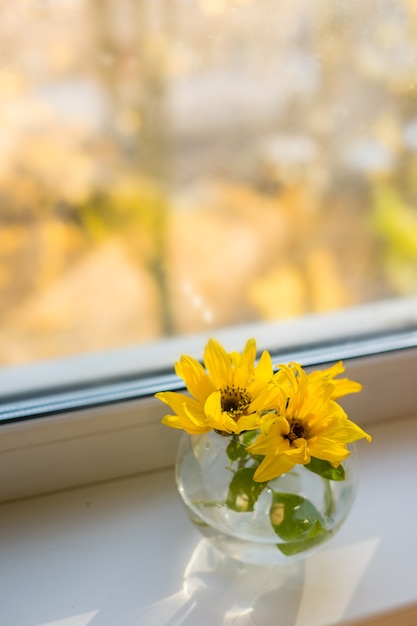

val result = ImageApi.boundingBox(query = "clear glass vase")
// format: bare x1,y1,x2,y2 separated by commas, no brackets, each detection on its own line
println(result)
176,430,357,566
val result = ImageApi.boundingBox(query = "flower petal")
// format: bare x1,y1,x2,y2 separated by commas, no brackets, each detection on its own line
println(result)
204,390,239,433
155,391,203,418
204,390,222,422
204,339,232,388
248,350,274,396
255,349,274,379
323,418,372,443
331,379,363,399
248,417,290,454
253,453,296,482
307,439,351,465
253,435,311,482
161,412,210,434
250,382,286,413
235,413,260,432
175,355,215,403
310,361,345,380
157,388,210,434
233,338,257,387
308,361,362,399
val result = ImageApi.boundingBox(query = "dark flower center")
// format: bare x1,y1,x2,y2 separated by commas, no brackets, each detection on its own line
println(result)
220,385,252,420
285,418,309,443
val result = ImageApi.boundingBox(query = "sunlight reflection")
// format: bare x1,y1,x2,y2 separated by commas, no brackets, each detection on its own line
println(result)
38,610,99,626
294,537,381,626
224,605,254,623
138,538,302,625
137,536,380,625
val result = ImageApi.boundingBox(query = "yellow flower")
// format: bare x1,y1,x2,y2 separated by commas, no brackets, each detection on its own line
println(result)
156,338,278,435
248,362,371,482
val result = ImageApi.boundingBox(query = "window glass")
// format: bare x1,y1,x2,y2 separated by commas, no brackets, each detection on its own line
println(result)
1,0,417,369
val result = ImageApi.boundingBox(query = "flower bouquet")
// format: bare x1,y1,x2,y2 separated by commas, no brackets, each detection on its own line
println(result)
156,339,371,565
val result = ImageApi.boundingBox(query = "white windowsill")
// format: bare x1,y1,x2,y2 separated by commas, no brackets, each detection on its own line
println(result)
1,327,417,625
1,414,417,626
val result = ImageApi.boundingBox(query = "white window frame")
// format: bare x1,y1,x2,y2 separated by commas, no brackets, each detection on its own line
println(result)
1,298,417,503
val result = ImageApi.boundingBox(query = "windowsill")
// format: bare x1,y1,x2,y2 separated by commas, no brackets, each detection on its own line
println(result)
2,414,417,626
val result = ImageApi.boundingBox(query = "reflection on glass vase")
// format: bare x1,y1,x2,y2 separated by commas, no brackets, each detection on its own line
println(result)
176,430,357,566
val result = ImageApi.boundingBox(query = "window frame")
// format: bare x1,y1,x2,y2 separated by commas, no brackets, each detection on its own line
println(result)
1,307,417,503
1,296,417,421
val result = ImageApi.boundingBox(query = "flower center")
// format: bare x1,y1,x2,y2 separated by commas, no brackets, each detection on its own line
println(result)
285,417,309,443
220,385,252,420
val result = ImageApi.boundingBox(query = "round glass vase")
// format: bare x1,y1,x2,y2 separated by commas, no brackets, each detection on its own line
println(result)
176,430,357,566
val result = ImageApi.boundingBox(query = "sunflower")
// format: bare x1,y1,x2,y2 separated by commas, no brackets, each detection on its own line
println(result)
248,362,371,482
156,338,279,435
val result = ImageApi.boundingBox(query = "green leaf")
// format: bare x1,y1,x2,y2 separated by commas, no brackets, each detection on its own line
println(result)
270,491,331,556
240,430,259,446
269,492,325,540
226,467,266,512
304,457,345,481
277,521,332,556
226,438,248,463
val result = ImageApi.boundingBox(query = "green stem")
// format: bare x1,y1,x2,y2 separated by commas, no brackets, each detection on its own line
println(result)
323,478,336,518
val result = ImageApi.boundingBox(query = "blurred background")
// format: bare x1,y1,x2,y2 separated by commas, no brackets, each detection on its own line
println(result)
1,0,417,368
